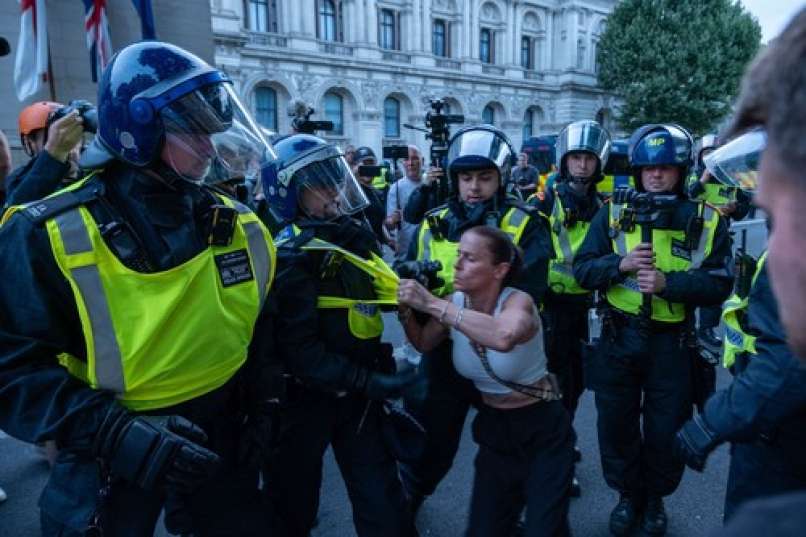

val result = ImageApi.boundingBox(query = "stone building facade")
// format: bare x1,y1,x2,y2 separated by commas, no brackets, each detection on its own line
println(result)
212,0,620,157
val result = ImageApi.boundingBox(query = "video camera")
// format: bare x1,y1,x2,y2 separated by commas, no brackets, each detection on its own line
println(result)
611,188,678,224
404,99,464,203
47,100,98,134
288,99,334,135
396,260,444,292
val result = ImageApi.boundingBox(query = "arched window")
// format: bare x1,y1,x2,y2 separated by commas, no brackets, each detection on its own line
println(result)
522,109,533,141
319,0,337,41
482,105,494,125
384,97,400,138
520,36,532,70
254,87,278,131
480,29,492,64
324,92,344,135
433,19,447,57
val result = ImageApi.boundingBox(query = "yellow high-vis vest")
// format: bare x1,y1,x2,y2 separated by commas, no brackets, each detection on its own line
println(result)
548,191,595,295
721,252,767,368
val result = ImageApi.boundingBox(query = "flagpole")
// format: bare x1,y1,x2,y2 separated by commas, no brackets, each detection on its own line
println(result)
46,35,56,102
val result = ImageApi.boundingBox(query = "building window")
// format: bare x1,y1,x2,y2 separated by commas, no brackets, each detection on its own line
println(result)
592,42,599,74
384,97,400,138
520,36,532,69
318,0,339,42
482,105,494,125
433,19,447,57
246,0,278,33
480,28,493,64
379,9,399,50
254,87,278,130
324,92,344,135
522,109,533,141
577,38,586,69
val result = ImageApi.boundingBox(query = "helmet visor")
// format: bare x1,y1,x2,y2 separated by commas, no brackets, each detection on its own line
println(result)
556,121,611,167
447,129,513,172
160,83,276,183
703,130,765,191
292,152,369,220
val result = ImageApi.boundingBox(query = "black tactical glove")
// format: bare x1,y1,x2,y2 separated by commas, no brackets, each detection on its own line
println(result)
93,405,221,493
673,413,720,472
354,367,426,403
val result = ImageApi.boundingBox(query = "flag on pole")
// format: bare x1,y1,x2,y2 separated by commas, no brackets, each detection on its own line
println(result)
14,0,48,101
83,0,113,82
131,0,156,39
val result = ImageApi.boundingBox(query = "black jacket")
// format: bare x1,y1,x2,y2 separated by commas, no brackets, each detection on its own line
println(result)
272,219,393,393
404,195,553,305
403,182,441,225
4,150,71,207
573,196,733,309
702,263,806,447
0,164,275,529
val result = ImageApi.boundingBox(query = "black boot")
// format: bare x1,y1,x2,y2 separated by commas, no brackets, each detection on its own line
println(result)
609,494,640,536
641,496,667,536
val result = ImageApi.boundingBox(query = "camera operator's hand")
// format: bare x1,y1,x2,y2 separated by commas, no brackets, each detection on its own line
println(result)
619,243,655,273
45,111,84,163
637,268,666,294
423,166,444,187
398,278,437,312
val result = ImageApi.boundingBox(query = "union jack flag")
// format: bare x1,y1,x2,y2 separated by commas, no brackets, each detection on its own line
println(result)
82,0,112,82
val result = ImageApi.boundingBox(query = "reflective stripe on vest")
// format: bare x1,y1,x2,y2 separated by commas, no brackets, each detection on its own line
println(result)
417,206,531,297
548,192,592,295
48,195,275,411
721,252,767,368
607,201,719,322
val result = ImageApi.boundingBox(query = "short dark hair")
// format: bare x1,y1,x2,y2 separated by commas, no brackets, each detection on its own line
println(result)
464,225,524,286
726,8,806,178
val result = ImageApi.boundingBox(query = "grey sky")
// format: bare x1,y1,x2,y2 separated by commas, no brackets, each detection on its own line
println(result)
740,0,803,42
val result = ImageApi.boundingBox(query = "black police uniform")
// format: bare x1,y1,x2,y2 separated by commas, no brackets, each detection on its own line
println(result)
0,167,280,536
573,196,733,502
696,262,806,520
533,182,603,419
265,218,417,537
399,195,554,503
4,150,71,207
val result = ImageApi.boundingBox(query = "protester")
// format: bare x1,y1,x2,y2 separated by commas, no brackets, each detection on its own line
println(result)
399,225,572,537
385,144,424,259
511,152,539,199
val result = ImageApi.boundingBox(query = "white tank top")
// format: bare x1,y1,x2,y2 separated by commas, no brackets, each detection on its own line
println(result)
450,288,547,394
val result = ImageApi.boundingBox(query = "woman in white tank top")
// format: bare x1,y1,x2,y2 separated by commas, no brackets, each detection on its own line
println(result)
398,225,574,537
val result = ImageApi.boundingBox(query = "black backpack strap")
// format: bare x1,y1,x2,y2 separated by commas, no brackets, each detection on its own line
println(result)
20,182,103,225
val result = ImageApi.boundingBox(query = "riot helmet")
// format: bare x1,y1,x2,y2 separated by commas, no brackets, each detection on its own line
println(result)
694,134,721,169
446,125,515,198
262,134,369,224
354,146,377,165
555,120,611,184
629,124,693,192
703,129,765,192
80,41,274,185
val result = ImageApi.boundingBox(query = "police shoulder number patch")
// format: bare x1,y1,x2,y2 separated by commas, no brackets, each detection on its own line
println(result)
670,238,692,261
215,249,254,287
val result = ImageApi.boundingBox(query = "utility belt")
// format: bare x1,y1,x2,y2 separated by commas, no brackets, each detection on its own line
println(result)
602,307,688,335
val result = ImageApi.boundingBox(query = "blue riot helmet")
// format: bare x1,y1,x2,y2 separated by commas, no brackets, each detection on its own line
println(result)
80,41,275,184
262,134,369,224
446,125,515,197
555,120,612,183
629,124,694,192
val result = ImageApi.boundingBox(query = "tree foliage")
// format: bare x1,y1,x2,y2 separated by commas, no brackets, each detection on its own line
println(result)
597,0,761,135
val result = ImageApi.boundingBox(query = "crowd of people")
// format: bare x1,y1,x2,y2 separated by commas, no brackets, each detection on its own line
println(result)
0,7,805,537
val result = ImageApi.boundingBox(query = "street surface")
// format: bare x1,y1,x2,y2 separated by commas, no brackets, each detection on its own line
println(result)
0,217,766,536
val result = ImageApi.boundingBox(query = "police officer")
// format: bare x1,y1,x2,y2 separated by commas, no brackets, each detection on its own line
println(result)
674,131,806,521
399,125,553,512
531,119,611,497
5,101,85,206
0,42,279,537
573,124,733,536
262,134,420,537
352,146,388,241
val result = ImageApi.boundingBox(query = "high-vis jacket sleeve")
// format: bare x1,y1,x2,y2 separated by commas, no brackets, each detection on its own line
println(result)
573,204,625,291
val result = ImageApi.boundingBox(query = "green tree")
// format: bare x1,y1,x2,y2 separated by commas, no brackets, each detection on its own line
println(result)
597,0,761,135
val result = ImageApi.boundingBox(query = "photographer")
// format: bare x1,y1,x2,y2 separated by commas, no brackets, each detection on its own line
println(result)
354,146,390,242
403,165,445,224
572,124,733,536
398,225,572,537
5,102,86,207
398,125,553,513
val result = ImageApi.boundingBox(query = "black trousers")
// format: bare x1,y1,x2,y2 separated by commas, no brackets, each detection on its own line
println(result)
467,400,574,537
586,322,692,498
265,387,415,537
400,339,481,498
542,298,589,420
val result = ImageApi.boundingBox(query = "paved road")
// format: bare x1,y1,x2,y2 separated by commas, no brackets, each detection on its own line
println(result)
0,217,766,536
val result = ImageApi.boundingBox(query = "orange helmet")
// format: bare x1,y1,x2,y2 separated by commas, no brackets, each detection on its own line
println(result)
18,101,62,136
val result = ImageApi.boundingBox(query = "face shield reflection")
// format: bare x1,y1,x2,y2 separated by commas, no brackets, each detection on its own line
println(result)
447,129,514,172
292,153,369,220
160,83,276,184
703,129,766,191
556,121,611,166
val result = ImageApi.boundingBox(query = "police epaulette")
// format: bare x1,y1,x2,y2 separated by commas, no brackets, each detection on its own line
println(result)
423,203,449,218
20,182,102,225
